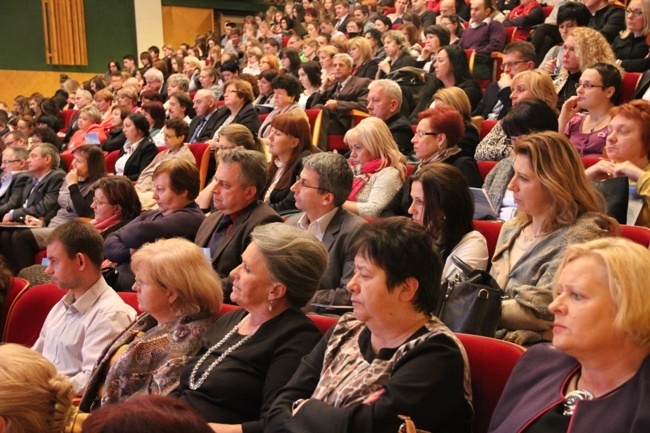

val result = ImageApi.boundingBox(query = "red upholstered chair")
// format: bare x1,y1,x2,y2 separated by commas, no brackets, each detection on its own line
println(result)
541,5,553,18
259,113,269,123
308,314,339,334
60,109,78,133
473,219,503,264
60,152,75,172
3,283,66,345
480,119,498,140
118,292,142,315
188,142,210,189
0,277,29,341
456,333,525,433
104,150,120,174
464,49,476,74
305,108,323,147
504,26,516,43
327,109,368,152
477,160,497,181
620,225,650,248
218,303,240,316
581,156,600,169
217,100,225,108
619,72,641,104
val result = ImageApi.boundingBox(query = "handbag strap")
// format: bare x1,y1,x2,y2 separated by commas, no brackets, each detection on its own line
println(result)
397,415,431,433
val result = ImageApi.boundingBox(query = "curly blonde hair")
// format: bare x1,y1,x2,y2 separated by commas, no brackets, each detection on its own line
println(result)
568,27,617,72
0,343,74,433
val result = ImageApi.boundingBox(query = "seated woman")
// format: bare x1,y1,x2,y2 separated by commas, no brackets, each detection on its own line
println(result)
317,45,338,83
491,131,615,346
348,37,378,79
7,145,106,273
102,105,131,153
558,63,620,157
376,30,417,79
483,98,560,221
440,14,464,45
381,105,481,217
475,69,558,161
342,117,406,218
74,238,222,416
415,25,450,73
64,106,108,154
502,0,544,41
585,100,650,227
0,343,74,433
280,47,302,78
265,217,473,433
195,124,266,211
489,238,650,433
264,112,318,213
210,79,262,140
135,118,196,210
258,74,305,139
409,45,483,123
611,0,650,73
409,164,488,280
141,101,167,147
254,70,279,114
553,27,616,110
114,113,158,181
104,159,205,291
432,87,480,158
171,223,327,432
116,86,139,112
297,61,322,109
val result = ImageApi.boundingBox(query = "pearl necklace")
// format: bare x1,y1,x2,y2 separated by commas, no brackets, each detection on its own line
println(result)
188,314,255,390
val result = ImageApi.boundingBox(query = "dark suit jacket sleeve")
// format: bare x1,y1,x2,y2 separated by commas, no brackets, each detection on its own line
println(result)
234,103,262,137
472,82,498,118
12,171,65,222
335,77,371,113
124,139,159,181
420,10,436,27
68,182,94,218
380,179,410,217
0,173,30,218
458,79,483,112
409,76,441,124
353,61,379,79
591,6,625,43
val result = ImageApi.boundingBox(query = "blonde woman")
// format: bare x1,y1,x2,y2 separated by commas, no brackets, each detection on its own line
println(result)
343,117,406,217
611,0,650,72
475,69,558,161
553,27,617,109
0,343,74,433
348,37,378,79
317,45,338,83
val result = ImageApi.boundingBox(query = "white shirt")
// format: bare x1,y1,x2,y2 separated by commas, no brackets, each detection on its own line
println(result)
297,206,339,241
114,138,143,176
32,277,136,391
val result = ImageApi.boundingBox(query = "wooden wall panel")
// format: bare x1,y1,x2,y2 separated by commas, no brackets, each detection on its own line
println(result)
0,70,99,106
162,6,213,50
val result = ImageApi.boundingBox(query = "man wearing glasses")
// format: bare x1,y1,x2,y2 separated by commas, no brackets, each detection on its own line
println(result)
0,146,30,219
286,152,366,314
473,41,536,121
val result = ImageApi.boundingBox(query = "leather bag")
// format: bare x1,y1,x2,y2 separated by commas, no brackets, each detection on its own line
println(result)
435,256,502,337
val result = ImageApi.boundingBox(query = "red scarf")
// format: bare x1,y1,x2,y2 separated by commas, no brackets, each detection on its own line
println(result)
348,159,386,202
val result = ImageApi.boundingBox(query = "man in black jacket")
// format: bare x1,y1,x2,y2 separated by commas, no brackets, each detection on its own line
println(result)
367,79,414,156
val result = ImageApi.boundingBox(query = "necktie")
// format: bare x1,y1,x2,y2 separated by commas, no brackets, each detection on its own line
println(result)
332,82,342,99
23,178,38,207
189,117,208,143
208,215,233,257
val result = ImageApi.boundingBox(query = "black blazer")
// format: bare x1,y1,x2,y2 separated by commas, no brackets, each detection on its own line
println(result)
11,169,65,223
377,52,418,79
187,111,220,143
632,70,650,100
354,60,378,79
0,172,31,218
264,150,316,213
102,128,126,153
118,137,158,181
210,103,262,138
472,81,511,121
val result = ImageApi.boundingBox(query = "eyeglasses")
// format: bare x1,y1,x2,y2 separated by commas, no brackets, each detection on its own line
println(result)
92,197,111,205
4,140,16,146
294,177,331,193
500,60,528,70
414,131,440,138
625,8,643,16
575,82,604,90
1,159,20,164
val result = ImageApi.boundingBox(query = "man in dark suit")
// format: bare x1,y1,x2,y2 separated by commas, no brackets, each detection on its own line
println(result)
285,152,366,314
0,146,31,219
1,143,64,224
187,89,220,143
411,0,436,27
472,41,536,121
367,80,414,156
309,53,371,138
632,70,650,101
194,150,282,301
332,0,351,33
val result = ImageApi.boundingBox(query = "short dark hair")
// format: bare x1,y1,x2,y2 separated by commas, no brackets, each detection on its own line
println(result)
298,61,322,87
375,15,392,29
350,217,441,314
423,25,451,47
501,98,559,137
503,41,536,63
271,73,302,100
263,38,281,50
302,152,353,206
557,2,591,26
36,115,62,134
588,62,622,103
169,92,196,118
47,221,104,268
364,28,383,46
148,45,160,56
141,101,166,129
153,159,200,200
165,117,190,140
221,149,268,199
259,69,279,83
221,59,240,74
93,176,142,221
126,113,150,138
122,54,136,62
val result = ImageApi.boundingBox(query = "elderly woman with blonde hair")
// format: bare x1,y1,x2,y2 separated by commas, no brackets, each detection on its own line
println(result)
0,343,74,433
343,117,406,217
74,237,222,418
475,69,558,161
490,237,650,432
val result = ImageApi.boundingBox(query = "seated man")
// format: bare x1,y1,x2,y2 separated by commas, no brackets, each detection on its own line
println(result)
286,152,366,313
367,79,414,156
32,220,136,392
459,0,506,79
3,130,29,148
586,0,625,43
472,41,535,120
188,89,219,143
308,53,371,146
194,149,282,301
411,0,436,27
0,146,30,219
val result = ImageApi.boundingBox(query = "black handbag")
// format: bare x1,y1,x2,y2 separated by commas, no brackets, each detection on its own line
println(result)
435,256,502,337
592,176,628,224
